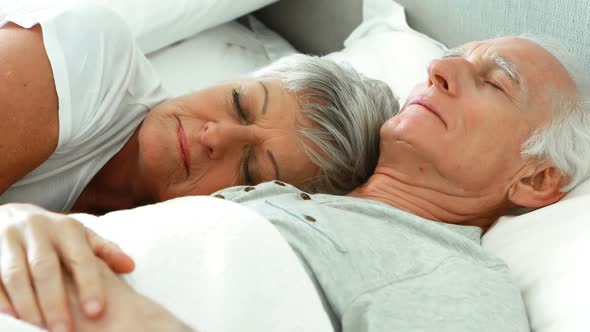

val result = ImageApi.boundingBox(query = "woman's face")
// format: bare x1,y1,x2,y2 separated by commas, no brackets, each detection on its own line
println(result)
136,78,319,201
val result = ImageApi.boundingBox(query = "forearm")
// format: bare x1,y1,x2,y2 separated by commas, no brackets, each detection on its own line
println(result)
148,306,197,332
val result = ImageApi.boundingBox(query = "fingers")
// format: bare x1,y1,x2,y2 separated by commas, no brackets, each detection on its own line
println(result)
0,276,17,318
56,221,106,318
86,228,135,273
25,216,72,332
0,226,44,328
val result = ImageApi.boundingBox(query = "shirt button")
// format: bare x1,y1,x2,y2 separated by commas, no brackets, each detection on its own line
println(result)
214,194,225,199
244,186,256,192
300,193,311,200
274,181,286,186
304,215,316,222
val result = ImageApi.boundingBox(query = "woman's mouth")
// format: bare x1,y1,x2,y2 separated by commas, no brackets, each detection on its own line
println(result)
175,116,191,175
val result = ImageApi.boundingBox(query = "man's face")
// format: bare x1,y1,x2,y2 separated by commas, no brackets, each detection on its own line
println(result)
378,37,575,196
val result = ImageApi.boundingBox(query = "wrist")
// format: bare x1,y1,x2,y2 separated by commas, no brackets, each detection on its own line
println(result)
141,297,195,332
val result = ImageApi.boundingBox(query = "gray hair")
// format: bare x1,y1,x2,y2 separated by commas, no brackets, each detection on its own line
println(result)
252,54,399,194
519,35,590,192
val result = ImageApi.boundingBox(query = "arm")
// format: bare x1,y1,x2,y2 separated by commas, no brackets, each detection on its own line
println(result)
0,203,135,332
64,258,196,332
0,23,59,194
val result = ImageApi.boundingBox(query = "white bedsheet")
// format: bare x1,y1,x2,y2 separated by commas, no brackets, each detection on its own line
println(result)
0,196,333,332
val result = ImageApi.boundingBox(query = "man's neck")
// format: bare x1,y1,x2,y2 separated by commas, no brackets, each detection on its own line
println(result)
72,130,152,214
347,169,509,230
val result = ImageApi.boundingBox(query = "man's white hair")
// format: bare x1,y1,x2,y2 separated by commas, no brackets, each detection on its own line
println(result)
520,35,590,192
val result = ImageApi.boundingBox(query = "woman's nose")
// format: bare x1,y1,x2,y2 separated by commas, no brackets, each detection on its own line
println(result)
427,58,466,96
199,121,252,160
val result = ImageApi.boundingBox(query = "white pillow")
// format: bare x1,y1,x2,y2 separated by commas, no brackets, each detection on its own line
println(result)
482,179,590,332
324,0,446,103
94,0,280,54
146,16,297,96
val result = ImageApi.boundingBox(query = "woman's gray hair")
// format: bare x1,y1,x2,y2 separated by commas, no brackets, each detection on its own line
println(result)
519,35,590,192
252,54,399,194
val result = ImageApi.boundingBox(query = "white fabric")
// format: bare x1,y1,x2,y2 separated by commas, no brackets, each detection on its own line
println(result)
147,16,297,97
0,4,168,211
95,0,279,54
482,178,590,332
325,0,446,103
0,196,334,332
3,0,280,54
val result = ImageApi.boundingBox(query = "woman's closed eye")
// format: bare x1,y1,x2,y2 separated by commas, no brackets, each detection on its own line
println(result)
232,88,250,123
229,88,257,185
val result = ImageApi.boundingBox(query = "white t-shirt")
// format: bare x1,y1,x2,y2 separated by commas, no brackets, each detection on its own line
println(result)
0,3,169,211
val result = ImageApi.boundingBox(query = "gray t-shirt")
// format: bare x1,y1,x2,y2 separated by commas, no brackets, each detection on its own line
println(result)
215,181,529,332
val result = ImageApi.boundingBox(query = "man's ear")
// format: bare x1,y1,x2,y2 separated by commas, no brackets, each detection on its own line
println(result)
508,163,568,209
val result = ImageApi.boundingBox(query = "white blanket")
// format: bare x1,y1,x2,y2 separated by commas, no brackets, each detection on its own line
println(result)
0,196,334,332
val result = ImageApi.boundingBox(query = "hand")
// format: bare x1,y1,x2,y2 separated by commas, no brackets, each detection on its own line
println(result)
66,259,195,332
0,203,135,332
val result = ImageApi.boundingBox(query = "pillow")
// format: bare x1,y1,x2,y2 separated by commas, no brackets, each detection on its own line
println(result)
94,0,280,54
146,16,297,96
324,0,447,103
482,178,590,332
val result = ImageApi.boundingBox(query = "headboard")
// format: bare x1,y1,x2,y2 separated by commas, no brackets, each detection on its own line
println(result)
256,0,590,73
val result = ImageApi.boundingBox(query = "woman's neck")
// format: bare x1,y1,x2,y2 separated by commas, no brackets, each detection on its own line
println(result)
72,130,152,214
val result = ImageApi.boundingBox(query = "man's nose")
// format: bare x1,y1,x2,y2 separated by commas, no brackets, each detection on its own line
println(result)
199,121,252,160
427,57,468,96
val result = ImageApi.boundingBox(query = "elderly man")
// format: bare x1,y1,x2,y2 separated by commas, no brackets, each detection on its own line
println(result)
2,36,589,332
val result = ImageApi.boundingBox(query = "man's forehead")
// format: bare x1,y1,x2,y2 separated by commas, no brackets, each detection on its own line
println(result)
451,37,552,61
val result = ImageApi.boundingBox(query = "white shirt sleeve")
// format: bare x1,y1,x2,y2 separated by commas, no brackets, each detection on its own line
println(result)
0,3,168,211
2,2,165,149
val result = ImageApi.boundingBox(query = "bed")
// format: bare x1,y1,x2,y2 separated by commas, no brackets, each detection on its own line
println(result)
2,0,589,331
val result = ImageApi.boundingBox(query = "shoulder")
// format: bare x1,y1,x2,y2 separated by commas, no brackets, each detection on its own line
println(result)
46,3,133,51
52,3,129,34
4,2,131,40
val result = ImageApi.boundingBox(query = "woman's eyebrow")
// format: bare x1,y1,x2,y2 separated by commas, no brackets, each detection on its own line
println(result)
258,81,269,114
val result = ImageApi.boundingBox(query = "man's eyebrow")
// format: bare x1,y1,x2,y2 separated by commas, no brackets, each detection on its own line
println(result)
266,149,281,181
491,53,521,87
442,47,522,88
442,47,468,58
259,81,269,114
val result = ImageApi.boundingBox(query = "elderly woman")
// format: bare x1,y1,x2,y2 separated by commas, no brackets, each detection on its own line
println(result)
0,4,397,214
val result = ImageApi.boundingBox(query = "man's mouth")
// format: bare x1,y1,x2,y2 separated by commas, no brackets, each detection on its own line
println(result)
406,96,447,128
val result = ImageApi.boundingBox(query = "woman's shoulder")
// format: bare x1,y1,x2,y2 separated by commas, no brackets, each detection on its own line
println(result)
50,2,134,47
3,2,131,38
